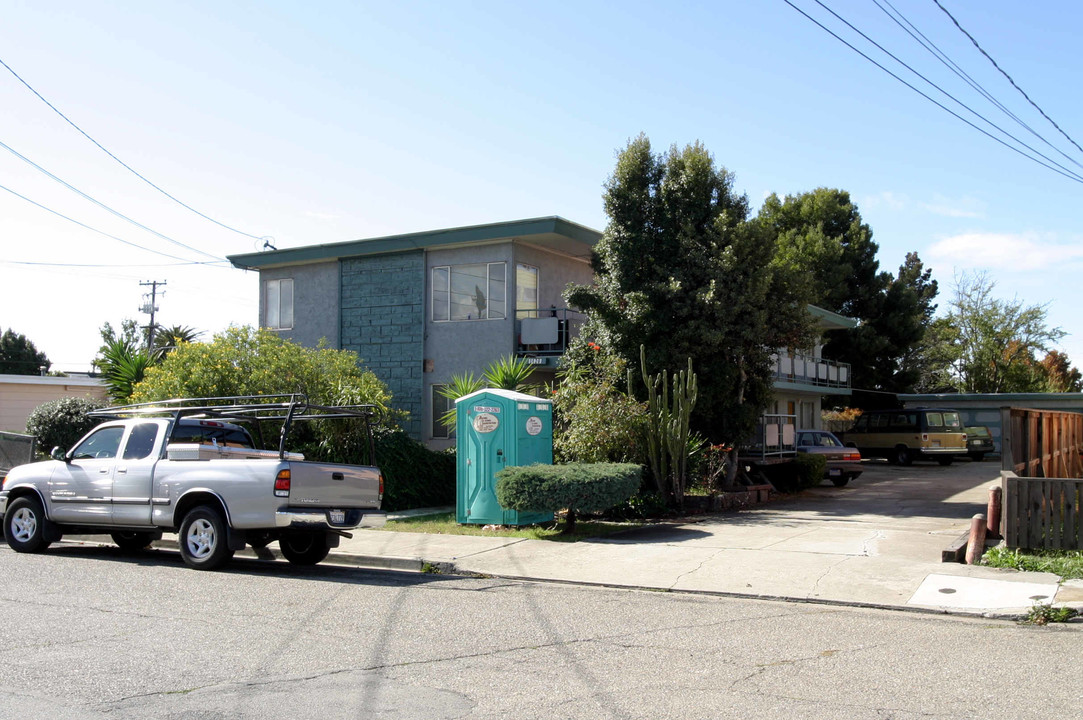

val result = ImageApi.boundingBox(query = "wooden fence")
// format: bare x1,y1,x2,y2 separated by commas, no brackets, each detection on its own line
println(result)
1000,407,1083,550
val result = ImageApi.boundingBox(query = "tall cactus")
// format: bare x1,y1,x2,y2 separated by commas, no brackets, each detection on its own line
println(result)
638,345,698,506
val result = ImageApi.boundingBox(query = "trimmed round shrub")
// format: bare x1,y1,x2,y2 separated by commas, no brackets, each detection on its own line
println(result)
495,462,642,529
793,453,827,489
25,396,106,455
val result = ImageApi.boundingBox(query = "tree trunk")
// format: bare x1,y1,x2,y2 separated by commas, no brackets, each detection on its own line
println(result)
562,508,578,534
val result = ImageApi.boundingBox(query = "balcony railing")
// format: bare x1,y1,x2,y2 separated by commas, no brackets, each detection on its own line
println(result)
516,308,586,358
772,352,851,389
740,413,797,461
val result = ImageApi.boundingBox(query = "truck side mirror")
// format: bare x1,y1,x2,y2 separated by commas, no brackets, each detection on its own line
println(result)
51,446,69,462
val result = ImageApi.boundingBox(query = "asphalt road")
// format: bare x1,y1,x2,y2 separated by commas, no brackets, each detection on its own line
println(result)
0,540,1078,719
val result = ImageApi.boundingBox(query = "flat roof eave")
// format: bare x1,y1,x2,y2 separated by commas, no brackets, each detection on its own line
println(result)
228,216,601,270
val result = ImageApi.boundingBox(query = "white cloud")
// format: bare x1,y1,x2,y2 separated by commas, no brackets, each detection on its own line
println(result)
928,232,1083,271
923,194,985,219
859,191,908,210
304,210,339,222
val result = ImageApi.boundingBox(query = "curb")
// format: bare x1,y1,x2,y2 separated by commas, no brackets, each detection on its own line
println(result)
53,538,1078,623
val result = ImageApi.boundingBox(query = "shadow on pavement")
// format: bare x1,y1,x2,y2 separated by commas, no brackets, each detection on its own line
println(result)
0,539,462,588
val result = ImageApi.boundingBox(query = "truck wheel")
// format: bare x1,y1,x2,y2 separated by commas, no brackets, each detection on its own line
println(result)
178,506,234,570
5,496,56,553
279,533,331,566
111,531,159,552
893,447,912,466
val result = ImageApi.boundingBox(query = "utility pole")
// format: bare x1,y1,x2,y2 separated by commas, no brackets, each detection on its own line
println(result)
139,280,166,350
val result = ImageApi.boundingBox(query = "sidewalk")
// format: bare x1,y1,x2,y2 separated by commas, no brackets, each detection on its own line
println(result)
326,463,1082,619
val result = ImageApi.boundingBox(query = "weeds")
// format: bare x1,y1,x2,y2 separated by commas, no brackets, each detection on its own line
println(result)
982,546,1083,580
1021,603,1078,625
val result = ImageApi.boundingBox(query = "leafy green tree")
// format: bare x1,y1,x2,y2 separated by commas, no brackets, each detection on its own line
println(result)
910,317,960,393
566,135,814,479
944,272,1065,393
551,350,648,464
97,319,142,356
762,190,938,392
0,328,50,375
1039,350,1082,392
131,326,391,415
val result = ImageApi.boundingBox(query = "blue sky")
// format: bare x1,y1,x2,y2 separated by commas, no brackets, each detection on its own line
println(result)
2,1,1081,374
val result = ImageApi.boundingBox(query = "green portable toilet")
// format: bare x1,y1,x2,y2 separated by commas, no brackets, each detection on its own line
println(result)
455,388,554,526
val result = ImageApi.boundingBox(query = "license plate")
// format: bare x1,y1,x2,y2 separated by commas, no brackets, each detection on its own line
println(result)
932,440,941,447
329,509,345,524
829,468,841,476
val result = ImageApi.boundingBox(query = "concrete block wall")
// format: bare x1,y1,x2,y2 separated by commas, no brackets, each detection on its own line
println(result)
340,251,425,439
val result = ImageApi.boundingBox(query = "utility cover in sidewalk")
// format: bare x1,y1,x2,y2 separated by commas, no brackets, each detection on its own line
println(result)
908,573,1058,610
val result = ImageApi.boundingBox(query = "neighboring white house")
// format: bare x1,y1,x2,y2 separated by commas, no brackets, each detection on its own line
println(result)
0,374,108,433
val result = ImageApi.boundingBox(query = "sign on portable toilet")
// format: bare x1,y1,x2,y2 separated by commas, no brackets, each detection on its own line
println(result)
454,388,554,526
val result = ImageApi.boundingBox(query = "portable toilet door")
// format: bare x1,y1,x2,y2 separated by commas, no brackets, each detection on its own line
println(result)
455,388,554,526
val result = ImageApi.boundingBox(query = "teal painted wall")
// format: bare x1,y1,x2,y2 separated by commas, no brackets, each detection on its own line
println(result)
341,251,425,439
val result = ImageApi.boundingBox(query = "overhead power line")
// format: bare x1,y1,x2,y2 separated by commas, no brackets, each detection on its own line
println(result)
0,55,266,242
806,0,1083,182
871,0,1081,171
0,181,223,263
933,0,1083,158
781,0,1083,186
1,259,231,269
0,139,223,261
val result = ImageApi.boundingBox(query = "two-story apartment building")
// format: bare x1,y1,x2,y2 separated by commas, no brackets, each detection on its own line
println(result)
228,216,854,450
228,217,599,446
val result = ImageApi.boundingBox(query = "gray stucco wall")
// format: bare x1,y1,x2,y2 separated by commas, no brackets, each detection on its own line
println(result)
260,261,341,348
341,252,425,439
513,243,594,310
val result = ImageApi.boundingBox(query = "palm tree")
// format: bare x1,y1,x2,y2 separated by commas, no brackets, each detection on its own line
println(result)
437,356,538,430
96,337,156,402
153,325,202,355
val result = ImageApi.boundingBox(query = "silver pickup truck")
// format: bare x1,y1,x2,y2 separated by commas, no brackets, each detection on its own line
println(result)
0,395,385,570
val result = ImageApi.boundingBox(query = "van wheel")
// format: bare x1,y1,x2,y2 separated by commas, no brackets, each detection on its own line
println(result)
893,447,912,466
937,457,954,466
279,533,331,565
178,506,234,570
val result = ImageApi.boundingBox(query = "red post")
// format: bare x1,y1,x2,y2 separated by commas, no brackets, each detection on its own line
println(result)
987,484,1002,540
965,514,987,565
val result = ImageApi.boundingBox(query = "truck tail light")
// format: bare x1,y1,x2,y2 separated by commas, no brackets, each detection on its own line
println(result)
274,469,291,497
378,473,384,501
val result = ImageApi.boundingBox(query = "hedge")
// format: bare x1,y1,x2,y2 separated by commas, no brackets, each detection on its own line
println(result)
495,462,642,530
372,428,456,512
25,396,105,456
